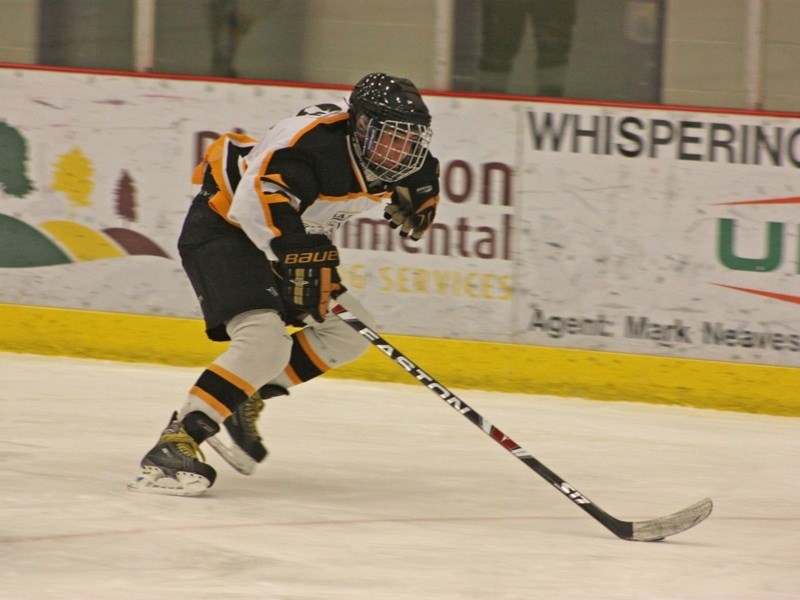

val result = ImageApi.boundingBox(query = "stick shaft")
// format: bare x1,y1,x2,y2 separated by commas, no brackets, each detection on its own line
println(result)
330,302,633,539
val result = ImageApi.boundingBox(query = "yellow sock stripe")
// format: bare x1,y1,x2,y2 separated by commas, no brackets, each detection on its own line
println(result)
190,385,233,419
207,362,257,397
284,363,303,385
296,329,331,373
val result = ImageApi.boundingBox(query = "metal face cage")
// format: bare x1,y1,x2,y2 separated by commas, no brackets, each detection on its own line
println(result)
359,117,432,183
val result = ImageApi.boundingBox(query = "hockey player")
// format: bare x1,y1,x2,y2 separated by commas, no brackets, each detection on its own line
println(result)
128,73,440,496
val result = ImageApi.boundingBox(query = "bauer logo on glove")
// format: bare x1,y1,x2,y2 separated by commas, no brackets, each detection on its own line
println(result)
282,249,339,265
271,233,342,323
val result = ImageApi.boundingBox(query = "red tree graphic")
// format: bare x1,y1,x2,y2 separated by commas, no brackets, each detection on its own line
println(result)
115,170,137,223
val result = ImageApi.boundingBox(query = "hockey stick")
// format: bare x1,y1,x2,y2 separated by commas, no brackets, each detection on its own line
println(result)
331,301,712,542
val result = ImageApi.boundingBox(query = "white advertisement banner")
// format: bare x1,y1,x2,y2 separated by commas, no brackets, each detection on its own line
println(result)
0,68,797,366
514,104,800,366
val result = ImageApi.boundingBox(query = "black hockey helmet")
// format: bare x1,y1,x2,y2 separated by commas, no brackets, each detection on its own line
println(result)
349,73,432,126
348,73,432,182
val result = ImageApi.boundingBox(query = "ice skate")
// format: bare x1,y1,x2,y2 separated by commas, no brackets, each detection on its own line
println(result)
128,412,218,496
208,384,287,475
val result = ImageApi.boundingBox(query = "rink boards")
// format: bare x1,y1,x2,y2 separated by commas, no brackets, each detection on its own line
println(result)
2,302,796,416
0,66,798,415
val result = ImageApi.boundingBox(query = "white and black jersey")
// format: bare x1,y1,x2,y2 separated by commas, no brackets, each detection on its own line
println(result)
192,101,437,261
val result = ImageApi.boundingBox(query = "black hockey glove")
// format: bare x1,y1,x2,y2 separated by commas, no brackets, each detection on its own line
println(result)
384,156,440,241
271,233,342,323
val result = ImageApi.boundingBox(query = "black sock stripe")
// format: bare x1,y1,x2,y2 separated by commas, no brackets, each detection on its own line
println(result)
195,369,249,413
288,334,325,382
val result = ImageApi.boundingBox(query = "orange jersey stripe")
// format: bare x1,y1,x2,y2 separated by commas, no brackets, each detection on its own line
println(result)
318,191,386,203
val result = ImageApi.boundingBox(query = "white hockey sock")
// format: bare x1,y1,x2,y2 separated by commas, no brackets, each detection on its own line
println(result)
269,292,376,390
178,309,292,423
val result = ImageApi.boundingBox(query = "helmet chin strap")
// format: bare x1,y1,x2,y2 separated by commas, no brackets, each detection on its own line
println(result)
362,165,387,192
348,134,385,190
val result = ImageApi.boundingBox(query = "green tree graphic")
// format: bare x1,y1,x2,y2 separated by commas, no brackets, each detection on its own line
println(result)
0,121,35,197
52,148,94,208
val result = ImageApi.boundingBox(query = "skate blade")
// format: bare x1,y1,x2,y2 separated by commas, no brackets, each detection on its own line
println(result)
207,435,257,476
127,465,211,497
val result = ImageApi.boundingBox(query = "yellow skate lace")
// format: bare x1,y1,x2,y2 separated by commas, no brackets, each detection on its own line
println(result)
160,429,207,462
241,394,265,439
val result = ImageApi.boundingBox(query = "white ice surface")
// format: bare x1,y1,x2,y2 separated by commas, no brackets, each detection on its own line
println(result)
1,352,798,600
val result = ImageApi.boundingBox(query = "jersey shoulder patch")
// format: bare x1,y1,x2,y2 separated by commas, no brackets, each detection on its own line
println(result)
296,103,345,117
